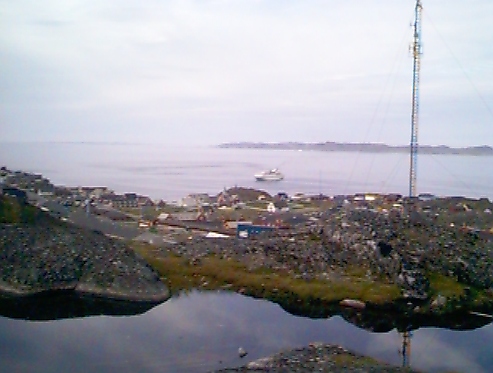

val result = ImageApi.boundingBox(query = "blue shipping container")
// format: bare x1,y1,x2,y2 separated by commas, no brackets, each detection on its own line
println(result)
236,224,275,239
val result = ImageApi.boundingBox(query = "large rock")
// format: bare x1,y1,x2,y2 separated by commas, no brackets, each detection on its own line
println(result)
0,215,169,302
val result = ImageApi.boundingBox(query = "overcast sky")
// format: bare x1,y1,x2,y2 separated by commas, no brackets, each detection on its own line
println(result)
1,0,492,146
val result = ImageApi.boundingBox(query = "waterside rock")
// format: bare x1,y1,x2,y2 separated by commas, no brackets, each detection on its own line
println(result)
339,299,366,310
0,216,169,303
213,343,421,372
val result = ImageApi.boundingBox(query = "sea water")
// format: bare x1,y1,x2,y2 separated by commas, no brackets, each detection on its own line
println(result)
1,142,492,201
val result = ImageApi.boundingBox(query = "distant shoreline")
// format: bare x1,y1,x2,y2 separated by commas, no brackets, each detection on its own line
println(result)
218,142,493,156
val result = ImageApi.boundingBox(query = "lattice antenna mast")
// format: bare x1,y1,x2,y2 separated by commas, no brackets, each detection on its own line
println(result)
409,0,423,197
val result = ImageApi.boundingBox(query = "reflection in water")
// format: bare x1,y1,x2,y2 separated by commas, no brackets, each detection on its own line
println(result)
0,292,163,321
338,306,493,332
401,331,411,368
0,291,492,373
275,295,493,333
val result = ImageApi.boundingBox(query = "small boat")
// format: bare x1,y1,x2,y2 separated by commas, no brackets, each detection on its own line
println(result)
254,169,284,181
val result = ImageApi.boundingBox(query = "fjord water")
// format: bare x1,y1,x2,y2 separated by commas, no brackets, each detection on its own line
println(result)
1,142,492,201
1,142,493,372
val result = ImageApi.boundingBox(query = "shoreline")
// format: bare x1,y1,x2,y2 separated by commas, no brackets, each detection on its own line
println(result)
0,283,169,304
218,141,493,156
0,274,170,304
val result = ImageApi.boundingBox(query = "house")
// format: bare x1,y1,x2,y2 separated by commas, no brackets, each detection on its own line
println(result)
54,186,73,197
224,220,252,230
252,214,285,228
1,187,27,203
391,203,404,212
137,196,154,207
124,193,138,201
189,193,213,204
309,193,331,202
352,194,365,202
179,196,200,209
332,195,349,207
291,192,307,201
364,193,379,202
138,220,152,228
383,194,402,203
157,212,172,222
169,211,206,222
275,192,289,201
103,193,139,208
36,183,55,196
78,187,111,199
156,200,167,208
418,193,437,201
217,190,235,206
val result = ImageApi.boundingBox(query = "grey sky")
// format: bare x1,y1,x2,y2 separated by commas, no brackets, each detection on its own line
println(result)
1,0,492,146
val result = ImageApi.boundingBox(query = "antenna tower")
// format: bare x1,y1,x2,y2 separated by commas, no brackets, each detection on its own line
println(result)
409,0,423,197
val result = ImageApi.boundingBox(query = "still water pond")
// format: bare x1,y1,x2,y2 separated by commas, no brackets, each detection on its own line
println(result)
1,291,492,373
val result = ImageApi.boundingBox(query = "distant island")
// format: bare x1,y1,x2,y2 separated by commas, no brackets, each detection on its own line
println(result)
218,142,493,156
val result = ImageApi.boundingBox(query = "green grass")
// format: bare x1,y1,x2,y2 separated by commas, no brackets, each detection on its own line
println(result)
129,240,493,321
133,243,401,305
426,272,493,313
133,242,493,314
428,272,466,299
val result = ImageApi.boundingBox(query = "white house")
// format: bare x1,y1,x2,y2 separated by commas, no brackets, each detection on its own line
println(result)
179,196,200,209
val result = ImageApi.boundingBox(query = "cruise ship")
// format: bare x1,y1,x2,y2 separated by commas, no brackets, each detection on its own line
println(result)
254,169,284,181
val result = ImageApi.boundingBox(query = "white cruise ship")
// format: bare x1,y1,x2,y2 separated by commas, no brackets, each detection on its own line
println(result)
254,169,284,181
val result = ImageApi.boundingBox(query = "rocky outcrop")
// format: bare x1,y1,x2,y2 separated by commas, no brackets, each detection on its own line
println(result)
213,343,421,372
0,216,169,302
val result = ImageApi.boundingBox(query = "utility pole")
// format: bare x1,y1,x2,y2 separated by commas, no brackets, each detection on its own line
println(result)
409,0,423,197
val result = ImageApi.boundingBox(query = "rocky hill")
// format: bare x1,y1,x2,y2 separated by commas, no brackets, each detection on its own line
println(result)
0,195,169,302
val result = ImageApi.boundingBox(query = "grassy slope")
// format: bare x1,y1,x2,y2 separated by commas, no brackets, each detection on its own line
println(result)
133,241,493,316
133,243,401,305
